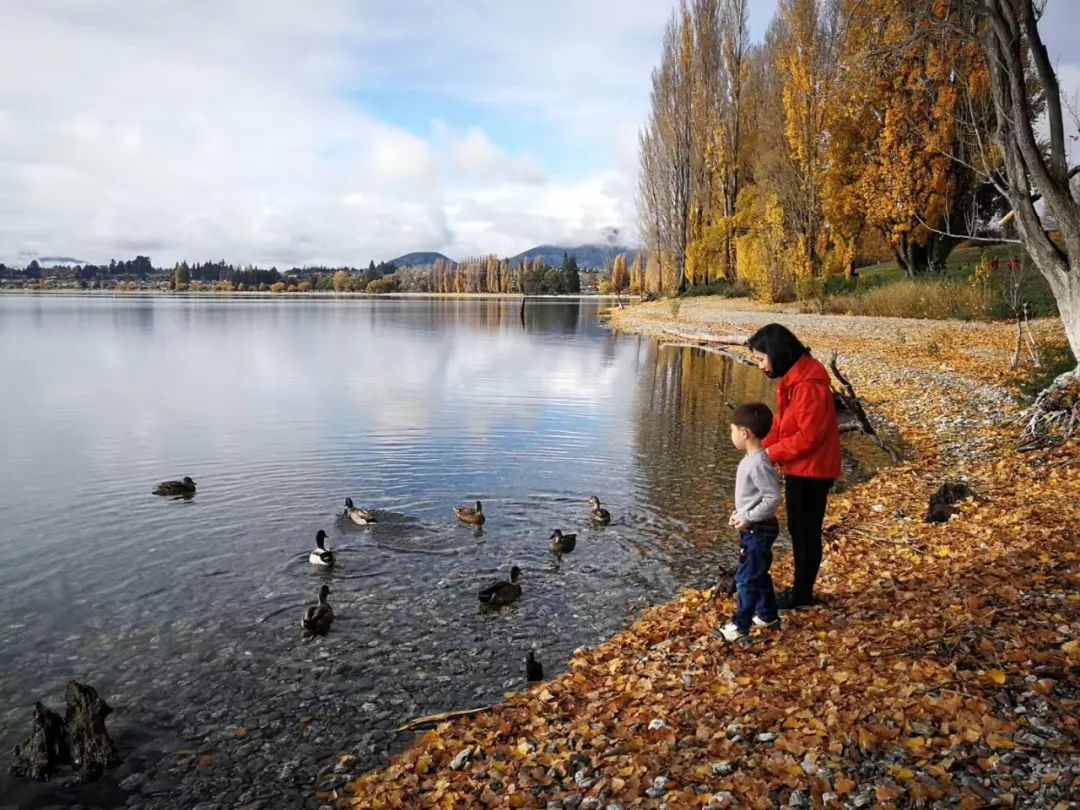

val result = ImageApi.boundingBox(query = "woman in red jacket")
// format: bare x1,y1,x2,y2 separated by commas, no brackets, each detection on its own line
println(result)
747,323,841,609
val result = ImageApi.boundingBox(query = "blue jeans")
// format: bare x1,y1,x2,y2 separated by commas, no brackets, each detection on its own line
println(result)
733,521,779,633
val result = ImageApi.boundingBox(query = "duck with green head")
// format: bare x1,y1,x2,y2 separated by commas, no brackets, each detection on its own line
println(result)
478,566,520,606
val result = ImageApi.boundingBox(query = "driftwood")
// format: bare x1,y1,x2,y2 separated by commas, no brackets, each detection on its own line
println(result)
8,682,121,783
65,681,122,781
9,702,71,781
828,352,901,462
395,705,492,732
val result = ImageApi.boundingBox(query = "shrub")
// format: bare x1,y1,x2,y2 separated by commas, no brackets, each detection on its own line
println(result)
811,279,993,320
297,281,312,292
683,279,752,298
366,275,399,294
270,282,286,293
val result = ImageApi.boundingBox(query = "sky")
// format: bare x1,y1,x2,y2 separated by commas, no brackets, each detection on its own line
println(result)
0,0,1076,269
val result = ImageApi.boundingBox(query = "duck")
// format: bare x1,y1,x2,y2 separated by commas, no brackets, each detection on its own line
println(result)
525,650,544,682
454,500,485,526
478,566,521,606
344,497,377,525
301,585,334,636
153,476,196,497
588,496,611,525
549,529,577,555
308,529,334,566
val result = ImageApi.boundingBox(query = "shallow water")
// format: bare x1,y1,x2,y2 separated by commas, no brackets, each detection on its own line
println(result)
0,295,776,806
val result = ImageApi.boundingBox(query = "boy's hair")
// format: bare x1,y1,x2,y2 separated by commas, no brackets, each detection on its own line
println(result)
746,323,808,379
732,402,773,440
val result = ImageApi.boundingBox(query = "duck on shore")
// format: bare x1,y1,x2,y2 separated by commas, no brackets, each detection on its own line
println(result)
308,530,334,566
589,496,611,525
153,477,196,498
344,497,377,525
454,500,485,526
301,585,334,636
549,529,577,555
525,650,544,681
478,566,521,606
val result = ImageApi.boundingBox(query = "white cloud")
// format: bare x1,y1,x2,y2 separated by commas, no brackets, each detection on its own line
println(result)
0,0,668,267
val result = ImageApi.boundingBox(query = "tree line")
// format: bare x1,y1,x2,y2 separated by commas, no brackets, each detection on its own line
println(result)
637,0,1019,301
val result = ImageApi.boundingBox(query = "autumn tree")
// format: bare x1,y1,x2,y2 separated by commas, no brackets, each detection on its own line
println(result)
628,253,644,294
610,253,630,306
332,270,350,292
639,4,694,295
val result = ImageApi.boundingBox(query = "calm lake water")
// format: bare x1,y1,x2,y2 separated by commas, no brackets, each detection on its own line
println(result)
0,295,776,806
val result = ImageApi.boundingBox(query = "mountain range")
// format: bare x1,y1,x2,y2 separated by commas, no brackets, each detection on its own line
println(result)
389,243,638,270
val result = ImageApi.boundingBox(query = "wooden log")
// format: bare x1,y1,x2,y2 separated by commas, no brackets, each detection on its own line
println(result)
395,705,493,732
8,701,71,781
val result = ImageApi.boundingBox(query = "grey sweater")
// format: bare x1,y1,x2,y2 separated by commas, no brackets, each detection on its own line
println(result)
734,449,781,524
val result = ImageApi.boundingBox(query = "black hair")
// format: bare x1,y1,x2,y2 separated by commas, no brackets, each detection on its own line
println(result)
746,323,807,378
731,402,773,440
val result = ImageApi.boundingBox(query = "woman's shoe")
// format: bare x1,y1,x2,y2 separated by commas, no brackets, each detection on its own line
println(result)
776,592,814,611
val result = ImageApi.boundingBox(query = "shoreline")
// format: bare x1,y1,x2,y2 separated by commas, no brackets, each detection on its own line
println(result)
340,296,1079,808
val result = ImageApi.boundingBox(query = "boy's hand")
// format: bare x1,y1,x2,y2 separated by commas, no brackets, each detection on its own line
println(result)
728,510,738,527
731,514,750,531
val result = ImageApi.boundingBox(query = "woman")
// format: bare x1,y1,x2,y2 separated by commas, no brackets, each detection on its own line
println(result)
747,323,841,609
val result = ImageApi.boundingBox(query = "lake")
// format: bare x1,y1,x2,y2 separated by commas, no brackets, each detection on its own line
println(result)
0,295,776,808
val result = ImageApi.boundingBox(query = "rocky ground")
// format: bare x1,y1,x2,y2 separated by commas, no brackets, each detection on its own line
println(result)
337,299,1079,808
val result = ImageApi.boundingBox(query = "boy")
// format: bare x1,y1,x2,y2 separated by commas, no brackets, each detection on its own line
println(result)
717,402,782,642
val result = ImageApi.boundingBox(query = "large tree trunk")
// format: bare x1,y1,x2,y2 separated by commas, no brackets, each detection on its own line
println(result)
976,0,1080,368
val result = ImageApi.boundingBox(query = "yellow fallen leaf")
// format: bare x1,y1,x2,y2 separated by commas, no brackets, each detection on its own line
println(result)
986,732,1014,749
987,669,1006,685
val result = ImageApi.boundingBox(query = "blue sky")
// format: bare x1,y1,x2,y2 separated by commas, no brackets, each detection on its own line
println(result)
0,1,1075,267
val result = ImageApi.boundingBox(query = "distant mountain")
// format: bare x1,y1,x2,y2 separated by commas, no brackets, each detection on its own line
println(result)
387,244,638,270
390,251,455,267
507,243,638,270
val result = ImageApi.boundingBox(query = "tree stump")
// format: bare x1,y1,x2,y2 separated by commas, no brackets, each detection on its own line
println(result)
64,681,122,782
9,701,71,781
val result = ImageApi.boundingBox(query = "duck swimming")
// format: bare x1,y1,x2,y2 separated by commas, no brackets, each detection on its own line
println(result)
454,500,485,526
301,585,334,636
344,497,377,525
308,529,334,566
478,566,521,606
588,496,611,525
549,529,577,555
153,476,196,498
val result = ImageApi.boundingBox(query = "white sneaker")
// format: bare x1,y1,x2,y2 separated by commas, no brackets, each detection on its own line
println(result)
753,616,781,629
714,622,749,642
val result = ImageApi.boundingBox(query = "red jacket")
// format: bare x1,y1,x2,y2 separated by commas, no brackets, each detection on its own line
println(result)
762,353,842,479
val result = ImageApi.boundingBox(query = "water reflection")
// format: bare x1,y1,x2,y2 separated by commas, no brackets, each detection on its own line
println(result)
0,295,773,806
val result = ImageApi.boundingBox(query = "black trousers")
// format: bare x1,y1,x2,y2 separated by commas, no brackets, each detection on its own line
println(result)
784,475,833,601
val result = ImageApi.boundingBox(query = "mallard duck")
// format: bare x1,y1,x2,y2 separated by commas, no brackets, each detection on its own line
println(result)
153,476,196,497
549,529,577,555
454,500,485,526
344,497,377,525
308,529,334,566
588,496,611,525
478,566,521,606
525,650,544,682
301,585,334,635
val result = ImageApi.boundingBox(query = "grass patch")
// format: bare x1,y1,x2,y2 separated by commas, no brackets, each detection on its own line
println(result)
1012,343,1077,402
683,279,752,298
810,278,993,320
853,244,1058,319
